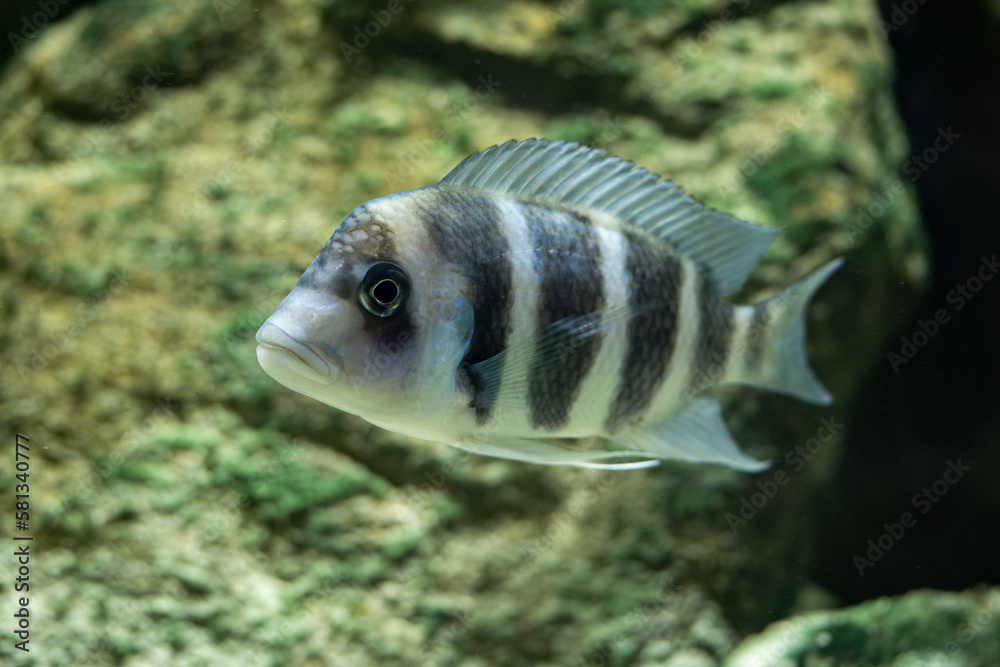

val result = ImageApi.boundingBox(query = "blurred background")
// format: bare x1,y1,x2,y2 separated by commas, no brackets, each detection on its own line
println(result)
815,0,1000,606
1,0,998,665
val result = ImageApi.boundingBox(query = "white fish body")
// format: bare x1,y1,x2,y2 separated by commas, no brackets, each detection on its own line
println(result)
256,139,841,470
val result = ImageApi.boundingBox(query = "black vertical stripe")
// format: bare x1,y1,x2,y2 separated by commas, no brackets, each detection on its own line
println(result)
605,228,683,433
525,207,606,430
744,302,769,374
694,270,734,386
421,188,513,424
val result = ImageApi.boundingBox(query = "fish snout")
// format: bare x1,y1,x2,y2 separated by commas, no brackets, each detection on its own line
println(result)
256,318,342,385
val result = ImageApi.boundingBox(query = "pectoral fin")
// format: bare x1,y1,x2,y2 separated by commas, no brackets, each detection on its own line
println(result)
468,306,630,412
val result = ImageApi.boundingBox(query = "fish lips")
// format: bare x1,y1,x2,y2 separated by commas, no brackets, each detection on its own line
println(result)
255,321,342,385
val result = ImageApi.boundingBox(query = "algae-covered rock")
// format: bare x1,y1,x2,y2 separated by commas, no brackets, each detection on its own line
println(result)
0,0,932,665
727,588,1000,666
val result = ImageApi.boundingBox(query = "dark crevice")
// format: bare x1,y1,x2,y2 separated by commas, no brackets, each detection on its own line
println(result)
41,67,198,123
386,29,716,139
812,0,1000,604
659,0,799,49
324,0,808,141
328,18,715,139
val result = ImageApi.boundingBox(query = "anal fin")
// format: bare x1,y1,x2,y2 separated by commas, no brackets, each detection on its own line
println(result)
608,398,769,472
451,438,659,470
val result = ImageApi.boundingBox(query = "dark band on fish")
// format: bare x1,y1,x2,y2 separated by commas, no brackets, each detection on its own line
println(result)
605,228,683,433
693,270,734,385
744,302,769,374
524,205,605,430
421,189,514,423
296,205,419,357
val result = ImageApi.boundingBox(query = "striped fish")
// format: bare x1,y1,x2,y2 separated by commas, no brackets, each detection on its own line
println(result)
256,139,841,470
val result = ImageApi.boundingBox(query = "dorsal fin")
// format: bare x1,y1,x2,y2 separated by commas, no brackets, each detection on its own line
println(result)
439,138,780,295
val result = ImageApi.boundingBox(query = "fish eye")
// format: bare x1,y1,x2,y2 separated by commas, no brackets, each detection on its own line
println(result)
358,262,410,317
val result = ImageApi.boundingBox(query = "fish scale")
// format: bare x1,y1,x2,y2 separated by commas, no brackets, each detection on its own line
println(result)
256,139,842,470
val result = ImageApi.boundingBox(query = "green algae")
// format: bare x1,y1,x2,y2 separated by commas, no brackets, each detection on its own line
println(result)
0,0,944,664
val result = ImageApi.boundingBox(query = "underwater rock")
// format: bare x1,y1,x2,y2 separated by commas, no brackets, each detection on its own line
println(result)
727,587,1000,666
0,0,930,664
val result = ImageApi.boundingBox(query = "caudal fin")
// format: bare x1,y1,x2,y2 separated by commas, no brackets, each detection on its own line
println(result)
734,258,843,405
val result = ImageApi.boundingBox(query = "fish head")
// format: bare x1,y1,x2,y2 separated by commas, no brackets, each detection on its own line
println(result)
256,193,473,427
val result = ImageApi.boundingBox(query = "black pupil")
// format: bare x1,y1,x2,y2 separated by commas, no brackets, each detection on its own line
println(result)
371,279,398,305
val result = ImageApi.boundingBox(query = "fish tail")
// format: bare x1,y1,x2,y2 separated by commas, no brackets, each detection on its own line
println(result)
731,258,843,405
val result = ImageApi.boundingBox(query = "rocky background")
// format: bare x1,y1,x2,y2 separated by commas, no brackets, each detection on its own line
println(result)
1,0,998,665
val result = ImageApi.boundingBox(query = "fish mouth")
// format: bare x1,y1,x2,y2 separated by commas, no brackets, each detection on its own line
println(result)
255,321,342,385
